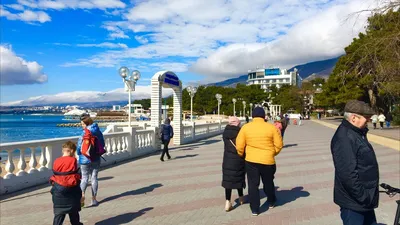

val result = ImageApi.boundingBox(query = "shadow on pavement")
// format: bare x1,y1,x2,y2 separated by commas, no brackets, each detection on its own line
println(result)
94,207,153,225
258,186,310,213
172,154,199,160
283,144,298,148
99,183,163,204
98,176,114,181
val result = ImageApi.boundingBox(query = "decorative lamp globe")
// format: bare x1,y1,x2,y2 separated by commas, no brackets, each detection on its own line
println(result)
132,70,141,81
119,66,129,78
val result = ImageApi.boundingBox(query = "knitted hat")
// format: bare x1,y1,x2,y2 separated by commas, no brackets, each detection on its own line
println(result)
252,107,266,118
228,116,240,126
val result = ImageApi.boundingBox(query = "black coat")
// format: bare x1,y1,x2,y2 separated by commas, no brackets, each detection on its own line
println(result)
222,125,246,189
331,119,379,212
51,183,82,214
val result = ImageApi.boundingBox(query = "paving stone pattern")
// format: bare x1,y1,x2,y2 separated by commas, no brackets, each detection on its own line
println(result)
0,121,399,225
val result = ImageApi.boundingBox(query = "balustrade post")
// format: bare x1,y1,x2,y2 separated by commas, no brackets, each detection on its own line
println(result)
5,150,16,179
17,148,27,176
39,145,48,171
218,120,222,132
128,127,137,157
28,147,38,173
191,122,195,141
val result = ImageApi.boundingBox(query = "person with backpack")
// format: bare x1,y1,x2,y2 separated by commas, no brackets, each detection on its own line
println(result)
159,118,174,161
77,114,105,207
49,141,83,225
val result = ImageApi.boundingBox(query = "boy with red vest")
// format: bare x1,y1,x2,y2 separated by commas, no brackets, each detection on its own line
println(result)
49,141,83,225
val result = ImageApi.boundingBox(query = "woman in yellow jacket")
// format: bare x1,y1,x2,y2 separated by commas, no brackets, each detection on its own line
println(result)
236,107,283,216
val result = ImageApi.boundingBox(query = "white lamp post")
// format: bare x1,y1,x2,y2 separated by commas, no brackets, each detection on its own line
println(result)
232,98,237,116
249,103,253,115
187,86,197,122
118,67,141,128
242,101,246,117
215,94,222,120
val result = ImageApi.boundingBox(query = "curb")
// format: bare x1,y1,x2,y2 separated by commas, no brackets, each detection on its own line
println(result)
311,120,400,151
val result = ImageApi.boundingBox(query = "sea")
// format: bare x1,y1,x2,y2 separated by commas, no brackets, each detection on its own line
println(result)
0,114,105,161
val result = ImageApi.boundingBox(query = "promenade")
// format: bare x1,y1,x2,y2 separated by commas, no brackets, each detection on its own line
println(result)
1,121,399,225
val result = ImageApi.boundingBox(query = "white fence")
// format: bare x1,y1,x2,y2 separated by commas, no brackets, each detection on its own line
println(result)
0,120,240,195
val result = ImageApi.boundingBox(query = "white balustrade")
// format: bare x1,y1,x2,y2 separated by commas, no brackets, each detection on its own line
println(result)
0,121,232,195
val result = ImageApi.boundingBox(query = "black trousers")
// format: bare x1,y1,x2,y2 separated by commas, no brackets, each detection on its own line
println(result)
379,122,384,128
53,211,82,225
225,188,243,200
161,139,171,160
246,161,277,213
340,208,377,225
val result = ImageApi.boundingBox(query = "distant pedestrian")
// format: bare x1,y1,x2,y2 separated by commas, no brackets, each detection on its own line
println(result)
298,115,302,126
273,120,282,132
50,141,83,225
378,112,385,129
159,118,174,161
245,115,249,123
280,116,288,138
371,113,378,129
331,100,379,225
386,112,393,128
77,114,105,207
222,116,245,212
236,107,283,216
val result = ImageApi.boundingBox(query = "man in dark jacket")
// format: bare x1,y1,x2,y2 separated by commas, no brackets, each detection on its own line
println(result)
160,118,174,161
331,100,379,225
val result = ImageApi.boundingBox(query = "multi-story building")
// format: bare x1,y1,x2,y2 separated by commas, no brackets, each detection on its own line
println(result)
247,67,302,91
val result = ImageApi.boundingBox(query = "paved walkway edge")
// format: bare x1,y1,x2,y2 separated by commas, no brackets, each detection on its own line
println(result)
311,120,400,151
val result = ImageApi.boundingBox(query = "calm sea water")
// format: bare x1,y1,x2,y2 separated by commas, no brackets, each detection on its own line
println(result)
0,114,89,144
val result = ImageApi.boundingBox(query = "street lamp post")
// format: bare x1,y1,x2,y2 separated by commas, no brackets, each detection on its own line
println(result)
249,103,253,115
242,101,246,117
215,94,222,120
232,98,237,116
118,67,141,128
187,86,197,122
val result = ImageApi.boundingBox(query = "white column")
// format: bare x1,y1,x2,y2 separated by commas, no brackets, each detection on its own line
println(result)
172,85,183,146
151,77,162,128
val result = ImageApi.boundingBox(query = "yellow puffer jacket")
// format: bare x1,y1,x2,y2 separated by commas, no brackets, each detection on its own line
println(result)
236,118,283,165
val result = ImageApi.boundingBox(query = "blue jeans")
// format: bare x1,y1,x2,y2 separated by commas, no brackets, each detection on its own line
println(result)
340,208,377,225
80,161,100,197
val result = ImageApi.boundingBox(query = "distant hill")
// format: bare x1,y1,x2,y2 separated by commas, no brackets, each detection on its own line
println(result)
207,56,341,87
288,56,340,79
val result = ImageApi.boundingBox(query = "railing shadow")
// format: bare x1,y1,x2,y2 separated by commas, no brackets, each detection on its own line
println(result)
98,176,114,181
94,207,153,225
283,144,298,148
172,154,199,160
98,183,163,205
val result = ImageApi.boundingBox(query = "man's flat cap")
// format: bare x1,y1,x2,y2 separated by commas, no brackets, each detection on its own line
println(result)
344,100,374,116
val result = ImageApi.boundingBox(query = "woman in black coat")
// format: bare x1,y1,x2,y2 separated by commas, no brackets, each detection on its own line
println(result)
222,116,245,212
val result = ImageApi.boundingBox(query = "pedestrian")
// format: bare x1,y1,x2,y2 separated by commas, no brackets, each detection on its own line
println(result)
222,116,245,212
280,116,288,138
273,119,282,132
245,115,249,123
77,114,105,207
298,115,302,126
378,112,385,129
386,112,393,128
330,100,379,225
236,107,283,216
159,118,174,161
371,113,378,129
50,141,83,225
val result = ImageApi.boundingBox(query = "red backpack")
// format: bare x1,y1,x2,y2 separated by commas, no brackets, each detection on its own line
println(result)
81,129,106,161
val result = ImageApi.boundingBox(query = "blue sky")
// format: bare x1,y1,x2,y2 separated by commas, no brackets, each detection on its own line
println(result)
0,0,374,106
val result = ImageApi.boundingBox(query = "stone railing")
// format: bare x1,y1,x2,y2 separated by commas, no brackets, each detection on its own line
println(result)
0,120,239,194
0,128,156,195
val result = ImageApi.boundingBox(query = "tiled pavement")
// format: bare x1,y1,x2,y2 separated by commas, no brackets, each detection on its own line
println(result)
1,121,399,225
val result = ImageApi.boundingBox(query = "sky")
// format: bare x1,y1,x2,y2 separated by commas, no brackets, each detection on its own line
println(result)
0,0,378,106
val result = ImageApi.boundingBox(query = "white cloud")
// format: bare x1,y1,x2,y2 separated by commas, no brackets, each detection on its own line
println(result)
0,45,48,85
77,42,128,49
16,0,126,10
150,62,189,73
5,4,25,11
134,35,148,44
1,86,174,106
0,6,51,23
190,0,379,79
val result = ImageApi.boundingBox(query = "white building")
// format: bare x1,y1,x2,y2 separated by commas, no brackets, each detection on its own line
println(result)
112,105,121,111
247,67,302,90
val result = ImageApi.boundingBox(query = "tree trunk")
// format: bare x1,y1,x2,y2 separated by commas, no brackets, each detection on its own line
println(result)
368,88,377,110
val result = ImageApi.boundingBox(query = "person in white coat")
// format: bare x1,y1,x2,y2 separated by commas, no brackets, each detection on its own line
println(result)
378,113,386,129
371,114,378,129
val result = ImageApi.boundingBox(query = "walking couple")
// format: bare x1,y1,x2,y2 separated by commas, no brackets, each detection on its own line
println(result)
222,107,283,215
